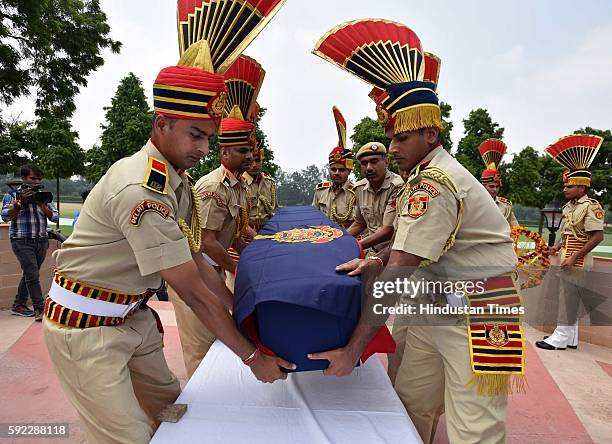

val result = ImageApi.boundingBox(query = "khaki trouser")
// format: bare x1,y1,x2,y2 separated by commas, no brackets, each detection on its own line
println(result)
169,286,216,379
393,325,507,444
388,323,408,385
43,309,180,444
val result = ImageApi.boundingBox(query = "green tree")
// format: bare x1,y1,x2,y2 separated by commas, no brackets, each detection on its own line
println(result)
33,114,84,226
439,101,453,152
0,116,34,174
276,165,324,206
502,146,543,207
535,154,565,208
574,127,611,208
0,0,121,116
455,108,504,177
85,73,153,183
253,107,280,178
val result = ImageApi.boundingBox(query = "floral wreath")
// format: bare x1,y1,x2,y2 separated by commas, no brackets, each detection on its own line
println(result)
511,226,551,289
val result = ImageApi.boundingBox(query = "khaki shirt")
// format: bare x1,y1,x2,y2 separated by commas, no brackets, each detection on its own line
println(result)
244,172,277,228
393,146,517,277
194,165,249,250
54,141,193,293
496,196,519,228
559,194,604,267
353,170,403,250
312,180,355,229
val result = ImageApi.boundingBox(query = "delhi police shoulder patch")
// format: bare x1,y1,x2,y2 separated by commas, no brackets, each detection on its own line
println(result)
316,181,332,190
404,181,439,219
130,200,171,226
142,157,168,195
199,191,225,207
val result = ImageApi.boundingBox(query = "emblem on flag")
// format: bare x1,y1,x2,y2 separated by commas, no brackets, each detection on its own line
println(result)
255,225,343,244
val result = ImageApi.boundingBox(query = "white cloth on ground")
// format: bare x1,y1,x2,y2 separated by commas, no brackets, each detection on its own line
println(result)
151,341,422,444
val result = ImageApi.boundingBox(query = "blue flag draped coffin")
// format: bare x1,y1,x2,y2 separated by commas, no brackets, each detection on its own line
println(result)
234,206,389,372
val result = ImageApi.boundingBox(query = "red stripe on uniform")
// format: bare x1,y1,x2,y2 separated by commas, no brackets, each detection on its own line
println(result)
479,276,514,291
152,159,166,172
68,310,79,327
52,304,62,323
473,355,523,364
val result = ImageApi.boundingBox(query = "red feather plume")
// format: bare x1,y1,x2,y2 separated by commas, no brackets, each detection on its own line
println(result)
313,19,425,88
223,55,265,120
479,139,507,170
332,106,347,149
545,134,603,170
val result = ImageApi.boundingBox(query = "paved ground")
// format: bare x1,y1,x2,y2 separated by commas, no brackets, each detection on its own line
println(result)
0,303,610,444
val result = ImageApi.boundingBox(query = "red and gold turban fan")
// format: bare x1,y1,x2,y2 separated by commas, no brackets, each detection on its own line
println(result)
328,106,353,169
313,20,442,134
154,0,286,126
219,55,265,148
545,134,602,187
479,139,507,186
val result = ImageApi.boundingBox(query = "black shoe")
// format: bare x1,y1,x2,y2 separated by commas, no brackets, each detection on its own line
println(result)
536,340,565,350
34,309,43,322
543,336,577,349
11,304,34,317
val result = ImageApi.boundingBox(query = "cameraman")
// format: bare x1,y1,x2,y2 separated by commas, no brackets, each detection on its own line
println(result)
1,164,58,321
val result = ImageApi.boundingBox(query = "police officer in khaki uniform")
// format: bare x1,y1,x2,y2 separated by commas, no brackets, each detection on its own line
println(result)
313,21,522,444
347,142,403,254
42,34,293,444
170,54,264,378
312,106,355,229
536,134,605,351
42,6,292,441
244,134,277,231
479,138,519,228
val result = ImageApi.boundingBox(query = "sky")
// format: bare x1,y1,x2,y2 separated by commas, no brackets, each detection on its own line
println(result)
6,0,612,172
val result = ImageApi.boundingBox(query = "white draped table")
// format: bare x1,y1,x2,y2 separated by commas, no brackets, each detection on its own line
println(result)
152,341,422,444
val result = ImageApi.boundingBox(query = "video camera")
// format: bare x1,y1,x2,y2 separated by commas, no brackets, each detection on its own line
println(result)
16,183,54,205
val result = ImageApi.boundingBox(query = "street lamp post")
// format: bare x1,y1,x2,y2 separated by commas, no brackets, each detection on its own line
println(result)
541,198,563,246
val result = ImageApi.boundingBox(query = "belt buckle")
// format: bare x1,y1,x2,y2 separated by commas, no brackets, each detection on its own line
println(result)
124,296,145,318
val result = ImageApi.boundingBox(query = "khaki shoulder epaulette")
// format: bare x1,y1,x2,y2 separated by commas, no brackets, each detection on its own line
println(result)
391,174,405,186
346,183,354,192
316,181,332,190
498,196,512,205
353,178,368,188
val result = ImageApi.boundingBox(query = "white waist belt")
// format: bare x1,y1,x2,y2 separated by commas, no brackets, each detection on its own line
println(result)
48,281,141,318
202,252,219,267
